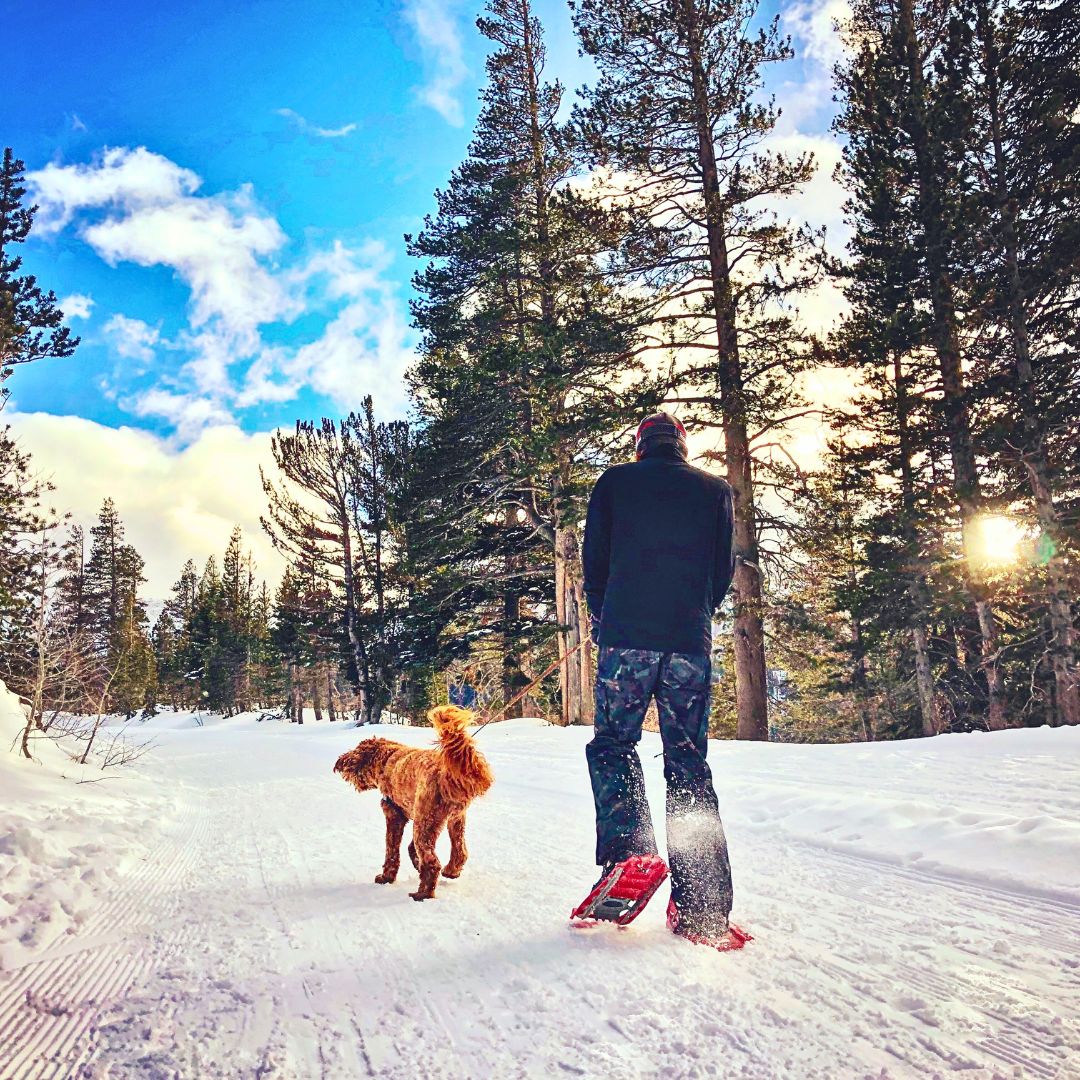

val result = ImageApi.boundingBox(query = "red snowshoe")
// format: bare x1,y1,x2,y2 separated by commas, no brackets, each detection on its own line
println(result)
666,898,752,952
570,855,669,927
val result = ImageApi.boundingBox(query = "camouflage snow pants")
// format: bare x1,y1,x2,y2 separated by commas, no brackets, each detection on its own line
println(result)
587,647,733,926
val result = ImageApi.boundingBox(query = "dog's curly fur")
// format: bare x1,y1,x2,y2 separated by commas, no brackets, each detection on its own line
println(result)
333,705,493,901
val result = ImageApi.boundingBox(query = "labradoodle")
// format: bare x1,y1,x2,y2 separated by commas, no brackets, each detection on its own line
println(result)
333,705,493,901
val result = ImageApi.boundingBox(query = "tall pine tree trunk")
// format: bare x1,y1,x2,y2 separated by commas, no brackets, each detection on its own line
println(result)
979,12,1079,726
503,588,524,720
326,669,338,722
502,508,525,720
554,524,595,726
898,0,1007,730
911,623,938,736
364,399,390,726
286,660,301,722
339,519,370,720
851,618,874,741
683,0,768,740
312,670,324,722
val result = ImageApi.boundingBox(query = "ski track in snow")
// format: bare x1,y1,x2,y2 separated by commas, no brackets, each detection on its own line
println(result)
2,719,1078,1079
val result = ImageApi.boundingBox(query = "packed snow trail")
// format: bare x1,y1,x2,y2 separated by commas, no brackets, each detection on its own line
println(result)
2,715,1079,1079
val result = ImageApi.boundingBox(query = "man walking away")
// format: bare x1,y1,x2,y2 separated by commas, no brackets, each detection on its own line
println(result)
572,412,749,951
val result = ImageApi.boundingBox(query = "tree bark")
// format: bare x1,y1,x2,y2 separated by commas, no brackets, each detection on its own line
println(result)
312,669,324,722
326,669,338,722
503,583,525,720
911,623,938,737
339,518,371,722
682,0,769,740
897,0,1008,730
554,525,595,726
851,618,874,742
287,661,303,723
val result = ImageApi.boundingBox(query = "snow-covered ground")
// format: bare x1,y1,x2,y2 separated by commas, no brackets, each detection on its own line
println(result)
2,686,1079,1079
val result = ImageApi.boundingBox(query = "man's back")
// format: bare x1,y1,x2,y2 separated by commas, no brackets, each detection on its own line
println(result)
582,446,735,657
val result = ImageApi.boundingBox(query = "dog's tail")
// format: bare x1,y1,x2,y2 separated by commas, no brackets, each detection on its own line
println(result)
429,705,493,802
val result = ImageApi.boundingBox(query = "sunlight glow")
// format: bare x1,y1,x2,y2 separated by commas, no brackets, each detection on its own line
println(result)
969,514,1026,569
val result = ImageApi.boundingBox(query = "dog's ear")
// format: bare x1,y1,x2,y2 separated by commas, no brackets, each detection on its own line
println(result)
355,738,385,766
333,748,355,776
334,739,385,789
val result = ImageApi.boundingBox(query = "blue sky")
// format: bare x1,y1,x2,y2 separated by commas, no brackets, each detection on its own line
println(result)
2,0,598,436
2,0,846,591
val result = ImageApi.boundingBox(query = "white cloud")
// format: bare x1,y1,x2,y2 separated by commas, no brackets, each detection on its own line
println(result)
783,0,851,68
7,412,286,599
404,0,469,126
27,148,416,441
104,314,160,362
29,149,294,412
275,107,358,138
237,241,414,412
83,186,290,337
31,147,201,233
776,0,851,133
123,388,236,445
762,130,850,254
60,293,94,319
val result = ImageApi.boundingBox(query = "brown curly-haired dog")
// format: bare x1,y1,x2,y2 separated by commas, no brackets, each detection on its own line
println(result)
333,705,493,901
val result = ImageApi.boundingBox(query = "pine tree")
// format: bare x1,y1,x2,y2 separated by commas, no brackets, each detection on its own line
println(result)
155,558,200,708
55,525,90,641
188,556,229,712
0,426,47,648
572,0,822,739
152,540,278,716
250,579,279,710
0,148,79,405
221,526,255,713
263,416,386,722
409,0,656,724
151,607,180,708
81,498,153,713
271,568,307,722
838,0,1012,728
827,48,954,736
965,0,1079,725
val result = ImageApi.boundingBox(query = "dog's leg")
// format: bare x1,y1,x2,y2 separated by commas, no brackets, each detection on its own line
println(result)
442,812,468,879
407,840,418,871
409,816,447,901
376,798,408,884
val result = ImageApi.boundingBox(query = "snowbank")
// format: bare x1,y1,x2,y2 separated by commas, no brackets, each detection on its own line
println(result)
714,725,1080,903
0,682,175,970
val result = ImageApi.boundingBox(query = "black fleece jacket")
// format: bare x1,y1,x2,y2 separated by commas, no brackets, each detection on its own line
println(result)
582,446,735,657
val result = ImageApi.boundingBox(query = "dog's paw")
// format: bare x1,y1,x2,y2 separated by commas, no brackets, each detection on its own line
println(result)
409,891,434,901
374,873,396,885
441,867,462,879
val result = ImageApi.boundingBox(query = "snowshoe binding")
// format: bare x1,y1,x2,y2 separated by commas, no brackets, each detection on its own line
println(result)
570,854,669,927
666,898,752,952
